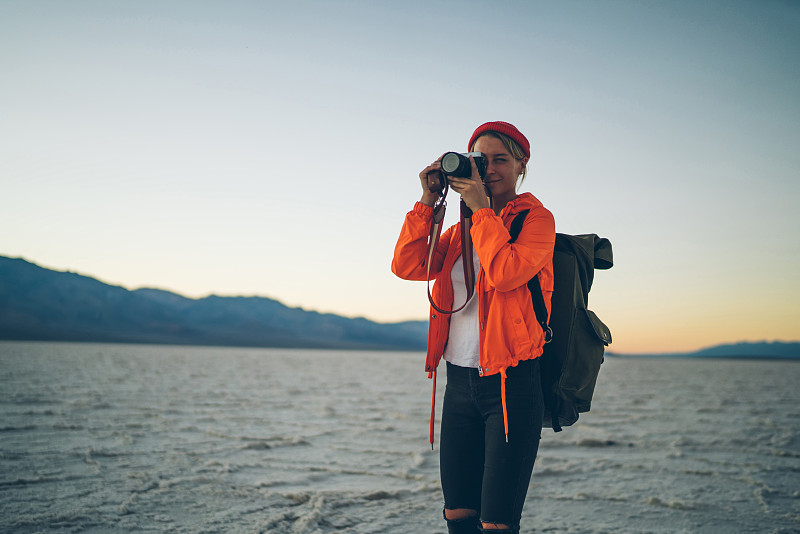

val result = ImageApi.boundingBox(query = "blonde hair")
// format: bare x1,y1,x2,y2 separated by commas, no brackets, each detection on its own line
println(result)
469,131,529,187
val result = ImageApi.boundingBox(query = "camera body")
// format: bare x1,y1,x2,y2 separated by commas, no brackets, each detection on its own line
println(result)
428,151,488,193
441,151,487,179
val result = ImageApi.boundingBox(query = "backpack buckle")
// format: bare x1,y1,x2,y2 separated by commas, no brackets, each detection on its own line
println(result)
544,325,553,343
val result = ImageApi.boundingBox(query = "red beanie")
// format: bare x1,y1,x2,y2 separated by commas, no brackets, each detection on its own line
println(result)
468,121,530,159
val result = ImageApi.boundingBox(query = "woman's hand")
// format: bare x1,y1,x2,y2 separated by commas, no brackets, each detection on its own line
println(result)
447,156,491,213
419,157,445,208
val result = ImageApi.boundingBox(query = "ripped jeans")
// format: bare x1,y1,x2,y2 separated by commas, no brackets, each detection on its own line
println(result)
440,358,543,529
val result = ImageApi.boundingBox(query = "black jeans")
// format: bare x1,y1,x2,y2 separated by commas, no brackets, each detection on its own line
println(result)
440,358,543,529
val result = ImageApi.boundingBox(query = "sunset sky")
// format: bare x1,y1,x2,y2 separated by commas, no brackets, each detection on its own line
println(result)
2,1,798,354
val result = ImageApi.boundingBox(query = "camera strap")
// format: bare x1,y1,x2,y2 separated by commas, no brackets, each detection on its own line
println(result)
426,198,476,315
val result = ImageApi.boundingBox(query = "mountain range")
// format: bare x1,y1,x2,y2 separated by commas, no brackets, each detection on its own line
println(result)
608,341,800,360
1,255,797,358
0,256,427,351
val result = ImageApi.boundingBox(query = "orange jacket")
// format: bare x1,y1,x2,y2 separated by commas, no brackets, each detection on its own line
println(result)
392,193,555,442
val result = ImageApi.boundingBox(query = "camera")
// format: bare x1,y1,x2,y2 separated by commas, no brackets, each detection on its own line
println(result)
426,151,488,194
441,151,487,179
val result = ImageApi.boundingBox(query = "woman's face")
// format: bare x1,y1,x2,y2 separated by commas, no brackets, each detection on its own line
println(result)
473,135,527,203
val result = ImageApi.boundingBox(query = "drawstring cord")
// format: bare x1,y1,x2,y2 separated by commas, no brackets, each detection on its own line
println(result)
500,368,509,443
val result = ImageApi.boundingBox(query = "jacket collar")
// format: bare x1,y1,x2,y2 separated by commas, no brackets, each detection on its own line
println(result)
499,192,542,218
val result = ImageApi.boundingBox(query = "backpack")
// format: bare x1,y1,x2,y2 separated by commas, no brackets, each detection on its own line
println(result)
509,210,613,432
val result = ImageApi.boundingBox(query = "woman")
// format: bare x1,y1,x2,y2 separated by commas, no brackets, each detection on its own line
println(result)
392,121,555,533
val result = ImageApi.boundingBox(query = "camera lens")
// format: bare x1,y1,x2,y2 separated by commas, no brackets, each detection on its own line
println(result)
441,152,468,176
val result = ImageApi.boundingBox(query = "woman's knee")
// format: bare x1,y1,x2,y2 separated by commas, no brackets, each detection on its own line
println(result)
444,507,478,520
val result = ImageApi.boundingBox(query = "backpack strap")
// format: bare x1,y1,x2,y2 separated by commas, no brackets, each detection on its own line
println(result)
511,209,560,431
509,210,551,342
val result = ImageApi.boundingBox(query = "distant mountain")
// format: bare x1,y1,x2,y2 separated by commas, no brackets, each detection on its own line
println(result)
690,341,800,359
0,256,427,351
609,341,800,360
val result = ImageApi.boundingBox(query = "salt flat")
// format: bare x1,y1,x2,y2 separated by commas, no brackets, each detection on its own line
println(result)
1,342,798,533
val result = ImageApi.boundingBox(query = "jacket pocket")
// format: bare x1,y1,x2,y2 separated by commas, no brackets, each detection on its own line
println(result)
506,292,533,357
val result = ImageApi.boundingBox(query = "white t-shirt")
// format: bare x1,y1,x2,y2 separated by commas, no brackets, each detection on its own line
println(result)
443,247,481,368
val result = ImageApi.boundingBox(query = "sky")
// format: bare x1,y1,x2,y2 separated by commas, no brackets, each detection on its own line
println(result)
1,0,798,354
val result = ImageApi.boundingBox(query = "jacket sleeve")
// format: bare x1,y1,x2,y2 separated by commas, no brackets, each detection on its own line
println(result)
391,202,453,281
470,206,555,292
